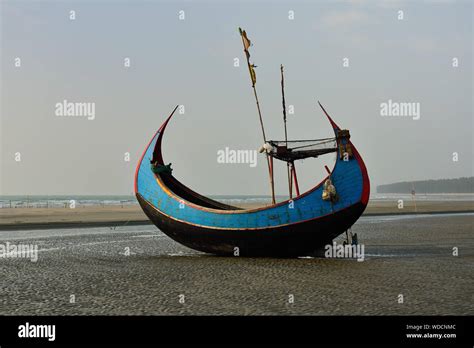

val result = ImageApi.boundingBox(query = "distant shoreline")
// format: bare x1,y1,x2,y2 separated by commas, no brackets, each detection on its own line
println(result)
377,177,473,194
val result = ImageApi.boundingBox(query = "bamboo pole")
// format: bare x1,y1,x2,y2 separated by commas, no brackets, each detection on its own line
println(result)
292,162,300,196
239,28,275,204
280,65,292,199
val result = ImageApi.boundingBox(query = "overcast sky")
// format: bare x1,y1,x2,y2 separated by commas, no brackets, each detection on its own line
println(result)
1,0,472,196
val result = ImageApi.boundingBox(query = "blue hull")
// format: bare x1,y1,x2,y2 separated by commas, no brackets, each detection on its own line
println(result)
135,104,370,256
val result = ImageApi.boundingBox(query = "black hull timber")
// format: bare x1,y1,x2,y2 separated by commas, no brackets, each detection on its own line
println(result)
137,193,366,257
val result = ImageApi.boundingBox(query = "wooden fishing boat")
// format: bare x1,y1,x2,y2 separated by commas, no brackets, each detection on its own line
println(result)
135,102,369,256
135,28,369,256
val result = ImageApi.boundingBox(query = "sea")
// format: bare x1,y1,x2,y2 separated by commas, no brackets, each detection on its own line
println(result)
0,193,473,209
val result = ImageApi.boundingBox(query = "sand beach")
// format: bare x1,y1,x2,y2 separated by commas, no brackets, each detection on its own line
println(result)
0,200,472,230
1,197,472,315
0,212,472,315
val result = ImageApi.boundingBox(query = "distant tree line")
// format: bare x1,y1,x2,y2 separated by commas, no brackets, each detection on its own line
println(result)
377,177,474,193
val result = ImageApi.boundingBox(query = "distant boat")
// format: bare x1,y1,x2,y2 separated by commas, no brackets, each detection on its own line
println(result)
135,28,369,256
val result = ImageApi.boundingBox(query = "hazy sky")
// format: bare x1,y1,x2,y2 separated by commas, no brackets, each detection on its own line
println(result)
1,0,472,196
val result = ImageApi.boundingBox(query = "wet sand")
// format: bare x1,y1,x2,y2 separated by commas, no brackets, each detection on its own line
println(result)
0,213,472,315
0,205,145,229
0,200,472,230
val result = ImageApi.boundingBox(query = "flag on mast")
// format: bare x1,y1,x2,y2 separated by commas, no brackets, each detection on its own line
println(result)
241,29,251,51
249,64,257,86
239,27,257,86
238,27,274,203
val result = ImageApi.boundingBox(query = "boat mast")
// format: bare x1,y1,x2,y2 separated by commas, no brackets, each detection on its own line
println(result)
239,28,276,204
280,65,293,199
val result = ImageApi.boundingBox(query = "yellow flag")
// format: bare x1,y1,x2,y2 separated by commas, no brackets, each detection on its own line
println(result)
239,28,256,85
250,64,257,86
241,30,251,51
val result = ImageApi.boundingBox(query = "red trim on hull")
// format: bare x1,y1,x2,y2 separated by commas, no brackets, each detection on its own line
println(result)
137,103,370,215
134,106,179,194
318,101,370,206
